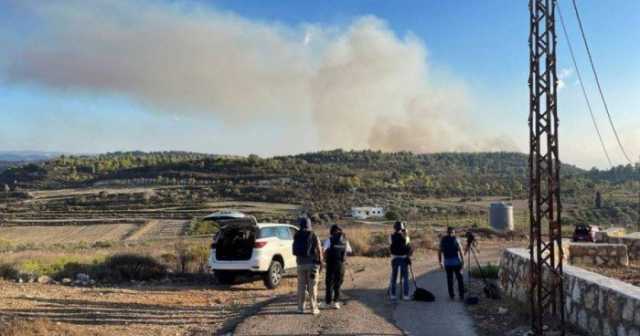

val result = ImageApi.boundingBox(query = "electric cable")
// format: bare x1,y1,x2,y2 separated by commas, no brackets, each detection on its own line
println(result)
570,0,634,164
556,3,613,167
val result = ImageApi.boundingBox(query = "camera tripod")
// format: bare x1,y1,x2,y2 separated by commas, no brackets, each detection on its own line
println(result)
464,232,500,300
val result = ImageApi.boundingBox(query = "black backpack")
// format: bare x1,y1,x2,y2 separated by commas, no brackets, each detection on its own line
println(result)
327,233,347,263
293,230,316,257
390,232,410,256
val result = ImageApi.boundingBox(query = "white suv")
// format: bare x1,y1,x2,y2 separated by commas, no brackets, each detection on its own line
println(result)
206,211,298,289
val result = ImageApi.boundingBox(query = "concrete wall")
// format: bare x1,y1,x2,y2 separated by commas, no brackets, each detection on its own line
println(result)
568,243,629,267
500,248,640,336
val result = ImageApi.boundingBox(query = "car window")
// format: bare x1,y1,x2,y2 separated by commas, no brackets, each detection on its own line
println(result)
288,227,297,238
276,227,291,240
260,227,277,238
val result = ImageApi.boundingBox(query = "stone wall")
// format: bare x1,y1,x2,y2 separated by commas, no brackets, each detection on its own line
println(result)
603,234,640,261
568,243,629,267
500,248,640,336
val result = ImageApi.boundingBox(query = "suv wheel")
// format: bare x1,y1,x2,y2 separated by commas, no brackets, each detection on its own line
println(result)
215,271,236,285
263,260,283,289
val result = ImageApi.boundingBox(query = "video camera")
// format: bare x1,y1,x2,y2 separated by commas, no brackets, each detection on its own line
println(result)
465,230,478,253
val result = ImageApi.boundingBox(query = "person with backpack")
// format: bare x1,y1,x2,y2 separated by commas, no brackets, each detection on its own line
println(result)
293,217,323,315
321,224,352,309
438,227,465,300
389,221,413,301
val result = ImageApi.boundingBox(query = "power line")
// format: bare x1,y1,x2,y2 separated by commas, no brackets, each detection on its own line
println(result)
570,0,634,165
556,3,613,167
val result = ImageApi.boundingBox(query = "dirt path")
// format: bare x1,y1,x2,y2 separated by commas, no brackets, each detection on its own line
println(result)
234,257,405,336
233,242,517,336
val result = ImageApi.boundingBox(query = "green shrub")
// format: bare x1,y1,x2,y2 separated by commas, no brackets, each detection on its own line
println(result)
92,241,114,249
188,244,210,273
98,254,166,282
20,257,86,277
385,211,400,221
53,262,93,280
188,218,219,236
160,253,178,267
0,263,19,280
0,239,14,252
470,263,500,279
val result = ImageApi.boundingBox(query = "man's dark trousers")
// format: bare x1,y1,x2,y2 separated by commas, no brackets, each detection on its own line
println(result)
325,261,345,304
445,265,464,299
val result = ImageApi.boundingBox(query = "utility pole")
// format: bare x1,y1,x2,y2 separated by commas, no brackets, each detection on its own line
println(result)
528,0,565,335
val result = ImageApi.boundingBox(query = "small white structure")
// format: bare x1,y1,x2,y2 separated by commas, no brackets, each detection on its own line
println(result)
351,207,385,220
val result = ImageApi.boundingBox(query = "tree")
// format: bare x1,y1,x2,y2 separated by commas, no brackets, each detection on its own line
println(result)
595,191,602,209
385,210,400,221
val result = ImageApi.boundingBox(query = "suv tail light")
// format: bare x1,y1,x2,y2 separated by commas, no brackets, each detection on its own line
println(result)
254,241,268,248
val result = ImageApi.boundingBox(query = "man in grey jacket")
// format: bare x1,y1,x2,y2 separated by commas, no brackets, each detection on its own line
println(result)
293,217,324,315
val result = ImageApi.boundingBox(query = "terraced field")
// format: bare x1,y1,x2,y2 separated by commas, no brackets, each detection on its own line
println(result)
0,223,139,245
125,220,189,241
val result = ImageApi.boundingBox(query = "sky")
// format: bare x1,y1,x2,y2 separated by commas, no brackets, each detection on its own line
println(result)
0,0,638,169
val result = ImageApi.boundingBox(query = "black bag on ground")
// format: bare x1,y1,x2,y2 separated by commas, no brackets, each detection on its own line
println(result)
413,287,435,302
408,262,435,302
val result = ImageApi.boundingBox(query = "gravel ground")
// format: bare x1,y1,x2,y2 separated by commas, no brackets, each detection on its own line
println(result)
0,276,297,336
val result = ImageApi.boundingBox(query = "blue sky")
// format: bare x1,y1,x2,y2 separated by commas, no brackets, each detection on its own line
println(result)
0,0,638,169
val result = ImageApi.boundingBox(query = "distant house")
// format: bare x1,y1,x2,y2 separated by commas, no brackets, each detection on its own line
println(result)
351,207,385,220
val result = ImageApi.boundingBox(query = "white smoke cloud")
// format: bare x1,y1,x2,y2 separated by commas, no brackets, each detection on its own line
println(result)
1,0,514,153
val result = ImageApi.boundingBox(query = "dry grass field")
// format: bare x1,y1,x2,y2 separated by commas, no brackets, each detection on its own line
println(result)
0,223,139,245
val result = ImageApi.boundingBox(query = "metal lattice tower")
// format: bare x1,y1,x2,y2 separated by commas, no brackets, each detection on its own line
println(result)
528,0,565,335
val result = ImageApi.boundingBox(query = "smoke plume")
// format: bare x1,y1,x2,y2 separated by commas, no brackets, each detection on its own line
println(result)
1,0,516,153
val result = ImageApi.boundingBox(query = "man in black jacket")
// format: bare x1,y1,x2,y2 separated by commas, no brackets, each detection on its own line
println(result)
322,224,352,309
389,221,413,301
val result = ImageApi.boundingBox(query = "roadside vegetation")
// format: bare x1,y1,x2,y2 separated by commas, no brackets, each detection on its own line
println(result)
470,263,500,279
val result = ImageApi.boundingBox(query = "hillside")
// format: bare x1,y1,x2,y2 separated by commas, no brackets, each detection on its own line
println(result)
0,149,638,227
0,150,571,193
1,150,636,195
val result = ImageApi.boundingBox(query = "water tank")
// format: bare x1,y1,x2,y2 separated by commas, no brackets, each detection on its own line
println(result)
489,202,514,232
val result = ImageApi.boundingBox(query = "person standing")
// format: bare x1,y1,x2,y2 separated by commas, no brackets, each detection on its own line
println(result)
389,221,413,301
322,224,352,309
438,227,465,300
293,217,323,315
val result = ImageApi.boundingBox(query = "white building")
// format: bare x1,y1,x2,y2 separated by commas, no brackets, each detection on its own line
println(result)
351,207,385,220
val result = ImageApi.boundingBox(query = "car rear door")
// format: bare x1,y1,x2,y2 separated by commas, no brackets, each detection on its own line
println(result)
275,226,295,269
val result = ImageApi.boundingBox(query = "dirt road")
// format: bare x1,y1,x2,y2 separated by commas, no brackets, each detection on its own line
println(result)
234,257,404,336
234,242,515,336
